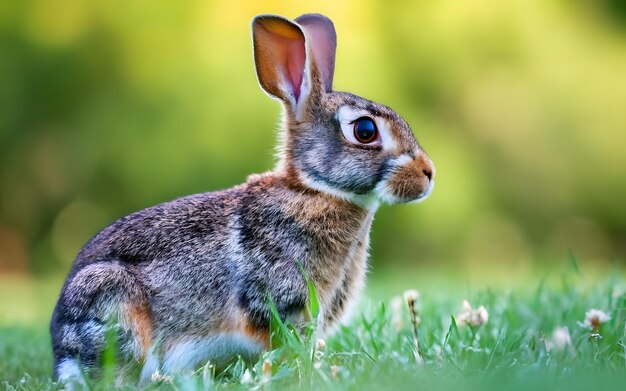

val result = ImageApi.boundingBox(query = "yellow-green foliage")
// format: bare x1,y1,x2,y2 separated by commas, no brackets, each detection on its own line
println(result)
0,1,625,275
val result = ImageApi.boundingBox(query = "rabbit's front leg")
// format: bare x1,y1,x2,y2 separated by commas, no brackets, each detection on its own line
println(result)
236,260,310,333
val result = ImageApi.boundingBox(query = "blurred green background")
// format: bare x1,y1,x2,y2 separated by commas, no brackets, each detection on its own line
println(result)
1,0,626,324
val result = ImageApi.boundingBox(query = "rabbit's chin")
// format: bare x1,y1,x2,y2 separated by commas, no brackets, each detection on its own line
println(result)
374,178,435,205
296,171,380,210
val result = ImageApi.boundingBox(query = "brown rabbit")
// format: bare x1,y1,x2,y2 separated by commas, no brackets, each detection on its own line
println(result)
50,13,435,383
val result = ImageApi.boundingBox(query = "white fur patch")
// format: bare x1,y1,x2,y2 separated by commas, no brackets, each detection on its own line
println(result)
159,334,262,374
297,170,380,211
336,106,398,151
389,154,413,167
374,179,397,204
298,170,355,201
57,358,85,385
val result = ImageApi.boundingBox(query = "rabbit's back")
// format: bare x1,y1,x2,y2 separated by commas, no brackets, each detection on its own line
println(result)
75,188,241,268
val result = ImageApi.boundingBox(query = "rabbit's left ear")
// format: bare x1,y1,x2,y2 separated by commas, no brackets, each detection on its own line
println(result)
295,14,337,93
253,15,307,107
252,13,336,115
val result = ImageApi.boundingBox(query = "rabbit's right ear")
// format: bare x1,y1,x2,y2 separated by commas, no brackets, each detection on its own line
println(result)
252,15,307,110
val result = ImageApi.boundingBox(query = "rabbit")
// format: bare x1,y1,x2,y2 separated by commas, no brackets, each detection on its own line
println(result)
50,13,435,384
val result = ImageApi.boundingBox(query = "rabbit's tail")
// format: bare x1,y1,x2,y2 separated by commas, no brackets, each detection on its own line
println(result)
50,261,153,381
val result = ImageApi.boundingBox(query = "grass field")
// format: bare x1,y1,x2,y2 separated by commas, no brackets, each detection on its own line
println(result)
1,262,625,390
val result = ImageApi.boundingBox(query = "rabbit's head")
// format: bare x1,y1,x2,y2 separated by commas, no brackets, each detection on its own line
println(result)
253,14,435,206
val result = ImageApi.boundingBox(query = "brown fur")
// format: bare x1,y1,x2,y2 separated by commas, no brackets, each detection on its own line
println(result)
120,303,153,358
386,154,434,202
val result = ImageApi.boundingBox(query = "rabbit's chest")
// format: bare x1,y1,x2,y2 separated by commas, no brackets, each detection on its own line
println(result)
312,215,373,333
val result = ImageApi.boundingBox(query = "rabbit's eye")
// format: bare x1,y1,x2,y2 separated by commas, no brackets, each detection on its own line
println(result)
353,117,378,144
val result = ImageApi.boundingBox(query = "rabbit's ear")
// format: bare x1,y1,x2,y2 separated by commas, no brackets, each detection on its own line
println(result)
295,14,337,93
252,15,307,107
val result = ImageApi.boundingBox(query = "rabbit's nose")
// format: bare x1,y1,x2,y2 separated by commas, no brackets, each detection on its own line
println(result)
415,151,435,181
423,168,433,181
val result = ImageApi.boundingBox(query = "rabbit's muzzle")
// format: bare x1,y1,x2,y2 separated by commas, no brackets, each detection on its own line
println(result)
377,152,435,204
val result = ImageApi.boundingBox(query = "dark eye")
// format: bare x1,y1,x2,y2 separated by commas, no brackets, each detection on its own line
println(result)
353,117,378,144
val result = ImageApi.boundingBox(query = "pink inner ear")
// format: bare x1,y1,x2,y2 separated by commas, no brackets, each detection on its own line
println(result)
285,39,305,101
253,16,307,104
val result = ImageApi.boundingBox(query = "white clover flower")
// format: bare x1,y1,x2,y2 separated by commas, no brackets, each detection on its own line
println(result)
330,365,341,379
584,309,611,330
403,289,420,306
403,289,423,363
240,369,253,384
545,327,572,353
456,300,489,327
475,305,489,325
315,338,326,351
403,290,421,327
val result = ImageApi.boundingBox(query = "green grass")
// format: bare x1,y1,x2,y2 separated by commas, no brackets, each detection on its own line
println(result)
1,268,625,391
